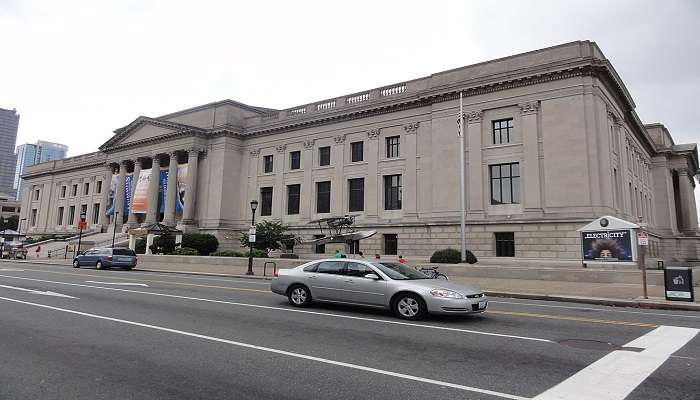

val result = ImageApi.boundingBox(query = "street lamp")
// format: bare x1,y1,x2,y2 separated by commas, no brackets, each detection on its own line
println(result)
112,211,119,248
246,200,258,275
75,210,87,258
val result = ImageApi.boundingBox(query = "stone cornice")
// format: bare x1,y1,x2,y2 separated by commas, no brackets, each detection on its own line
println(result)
100,117,206,152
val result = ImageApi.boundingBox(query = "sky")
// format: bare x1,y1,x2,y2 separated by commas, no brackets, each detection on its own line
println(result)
0,0,699,216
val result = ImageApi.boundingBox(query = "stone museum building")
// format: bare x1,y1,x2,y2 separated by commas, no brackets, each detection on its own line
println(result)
18,41,700,262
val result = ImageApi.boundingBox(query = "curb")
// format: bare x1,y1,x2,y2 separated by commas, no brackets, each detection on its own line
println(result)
485,291,700,312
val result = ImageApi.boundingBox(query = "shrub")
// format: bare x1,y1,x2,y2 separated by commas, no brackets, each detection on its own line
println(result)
430,248,478,264
135,238,146,254
210,250,244,257
182,233,219,256
170,247,199,256
150,234,176,254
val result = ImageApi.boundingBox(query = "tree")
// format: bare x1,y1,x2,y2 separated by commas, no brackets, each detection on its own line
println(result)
240,220,291,253
0,215,19,231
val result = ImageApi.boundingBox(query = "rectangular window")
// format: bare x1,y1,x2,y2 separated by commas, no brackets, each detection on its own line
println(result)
316,181,331,213
313,234,325,254
490,163,520,204
72,184,78,197
34,189,40,200
495,232,515,257
31,209,37,226
96,181,102,194
348,178,364,212
260,187,273,216
386,136,400,158
319,146,331,166
92,204,100,224
384,234,398,255
383,174,402,210
492,118,514,145
290,151,301,170
80,204,87,221
57,207,64,226
287,184,300,215
68,206,75,225
84,182,90,195
263,155,274,173
351,141,364,162
61,186,66,198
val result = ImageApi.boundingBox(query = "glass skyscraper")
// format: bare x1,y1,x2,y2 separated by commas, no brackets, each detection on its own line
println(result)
13,140,68,200
0,107,20,198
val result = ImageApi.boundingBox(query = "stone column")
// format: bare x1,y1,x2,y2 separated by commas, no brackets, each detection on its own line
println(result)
403,122,419,218
99,164,114,227
127,158,142,226
466,111,484,216
520,102,542,213
678,169,699,234
273,145,286,218
162,151,179,226
181,149,199,225
331,135,345,215
365,129,380,219
114,161,127,227
145,154,162,225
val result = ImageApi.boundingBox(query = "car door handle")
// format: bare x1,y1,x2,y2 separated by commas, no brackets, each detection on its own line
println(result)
308,275,317,279
344,279,353,283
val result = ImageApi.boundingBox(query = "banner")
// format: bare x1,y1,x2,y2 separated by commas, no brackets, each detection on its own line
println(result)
131,168,151,214
158,166,186,214
105,173,118,216
106,174,133,217
123,174,132,216
581,230,633,262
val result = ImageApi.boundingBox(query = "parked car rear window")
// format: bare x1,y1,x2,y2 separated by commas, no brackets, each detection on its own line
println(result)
113,249,136,256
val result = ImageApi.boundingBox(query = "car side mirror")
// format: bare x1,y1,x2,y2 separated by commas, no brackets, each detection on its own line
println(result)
364,273,380,280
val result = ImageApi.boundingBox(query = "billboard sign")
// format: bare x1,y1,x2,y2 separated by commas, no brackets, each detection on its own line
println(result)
581,230,633,262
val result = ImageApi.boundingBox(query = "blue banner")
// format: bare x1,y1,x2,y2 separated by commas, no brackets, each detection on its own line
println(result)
123,174,132,216
159,170,184,214
106,174,133,217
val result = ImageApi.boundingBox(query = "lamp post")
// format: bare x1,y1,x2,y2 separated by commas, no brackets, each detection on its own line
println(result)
75,210,87,258
112,211,119,248
246,200,258,275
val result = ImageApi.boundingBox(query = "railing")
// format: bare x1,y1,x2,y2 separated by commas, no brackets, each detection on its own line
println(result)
288,107,307,116
380,84,406,97
316,100,336,111
346,92,370,104
263,261,277,277
261,112,279,121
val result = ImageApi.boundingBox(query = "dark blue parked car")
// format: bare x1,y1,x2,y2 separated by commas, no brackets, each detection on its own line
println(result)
73,247,137,270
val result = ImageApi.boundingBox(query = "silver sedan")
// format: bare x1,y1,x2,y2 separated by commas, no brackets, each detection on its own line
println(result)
270,259,487,320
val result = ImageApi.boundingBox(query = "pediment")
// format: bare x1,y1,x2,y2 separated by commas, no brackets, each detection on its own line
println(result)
100,117,205,150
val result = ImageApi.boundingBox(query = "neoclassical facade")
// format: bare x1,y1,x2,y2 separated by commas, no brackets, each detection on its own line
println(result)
19,41,700,262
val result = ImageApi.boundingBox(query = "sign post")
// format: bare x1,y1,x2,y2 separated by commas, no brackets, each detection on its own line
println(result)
637,227,648,299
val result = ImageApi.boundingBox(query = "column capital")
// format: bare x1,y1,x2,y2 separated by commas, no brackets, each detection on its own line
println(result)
275,144,287,153
302,140,315,150
518,102,539,115
367,128,380,140
466,110,483,123
403,122,419,134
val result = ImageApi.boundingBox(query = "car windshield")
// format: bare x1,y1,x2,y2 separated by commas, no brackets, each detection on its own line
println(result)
371,262,430,280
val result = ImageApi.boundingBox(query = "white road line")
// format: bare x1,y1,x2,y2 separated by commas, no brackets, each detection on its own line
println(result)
533,325,699,400
85,281,149,287
0,273,554,344
0,268,25,271
491,300,700,320
0,295,528,400
0,283,78,299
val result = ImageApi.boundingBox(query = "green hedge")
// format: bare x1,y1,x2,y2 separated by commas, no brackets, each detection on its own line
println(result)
430,248,478,264
170,247,199,256
182,233,219,256
210,248,269,258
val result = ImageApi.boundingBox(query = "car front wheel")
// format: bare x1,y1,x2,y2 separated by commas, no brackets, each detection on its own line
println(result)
392,293,427,321
96,261,104,270
73,260,80,268
287,285,312,307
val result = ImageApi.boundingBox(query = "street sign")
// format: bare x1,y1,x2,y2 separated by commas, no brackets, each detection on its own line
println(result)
637,231,648,246
78,221,87,231
249,226,256,243
664,267,694,301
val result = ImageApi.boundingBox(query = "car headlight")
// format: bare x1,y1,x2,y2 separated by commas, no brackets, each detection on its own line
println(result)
430,289,464,299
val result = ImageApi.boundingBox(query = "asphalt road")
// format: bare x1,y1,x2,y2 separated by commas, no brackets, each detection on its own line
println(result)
0,261,698,400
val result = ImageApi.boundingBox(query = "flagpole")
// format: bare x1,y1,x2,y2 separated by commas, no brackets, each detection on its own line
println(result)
459,91,466,262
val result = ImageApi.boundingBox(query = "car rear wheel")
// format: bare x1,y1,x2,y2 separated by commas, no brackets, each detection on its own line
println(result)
392,293,427,321
96,261,104,270
72,260,80,268
287,285,312,307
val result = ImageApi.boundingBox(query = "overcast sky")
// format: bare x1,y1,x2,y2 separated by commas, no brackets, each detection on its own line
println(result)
1,0,698,215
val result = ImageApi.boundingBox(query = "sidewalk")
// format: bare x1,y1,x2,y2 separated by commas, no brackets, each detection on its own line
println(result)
4,258,699,312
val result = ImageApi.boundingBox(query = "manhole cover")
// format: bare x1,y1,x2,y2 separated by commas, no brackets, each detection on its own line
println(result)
558,339,622,351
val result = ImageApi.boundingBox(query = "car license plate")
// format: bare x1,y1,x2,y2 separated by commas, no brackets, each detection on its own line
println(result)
478,301,487,309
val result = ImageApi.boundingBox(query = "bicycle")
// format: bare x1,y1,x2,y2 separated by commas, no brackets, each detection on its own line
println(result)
419,266,448,280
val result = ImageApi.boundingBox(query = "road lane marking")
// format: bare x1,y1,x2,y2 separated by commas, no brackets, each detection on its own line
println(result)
487,310,658,328
0,295,528,400
85,281,149,287
491,300,700,320
0,268,24,271
0,283,78,299
533,325,699,400
0,274,554,344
